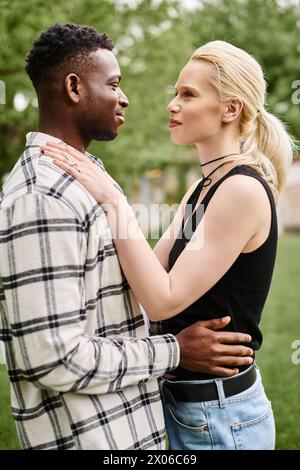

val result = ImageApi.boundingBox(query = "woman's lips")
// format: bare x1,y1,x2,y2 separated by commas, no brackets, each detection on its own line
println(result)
169,119,182,128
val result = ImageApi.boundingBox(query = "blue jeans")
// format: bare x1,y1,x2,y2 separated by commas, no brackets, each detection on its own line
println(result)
160,365,275,450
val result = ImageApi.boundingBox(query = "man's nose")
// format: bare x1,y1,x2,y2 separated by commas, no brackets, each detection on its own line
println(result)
119,88,129,108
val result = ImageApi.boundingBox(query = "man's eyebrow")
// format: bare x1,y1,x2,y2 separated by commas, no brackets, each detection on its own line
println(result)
107,75,121,83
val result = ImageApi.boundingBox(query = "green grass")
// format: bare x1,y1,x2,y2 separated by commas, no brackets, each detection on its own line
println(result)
258,232,300,450
0,233,299,450
0,367,20,449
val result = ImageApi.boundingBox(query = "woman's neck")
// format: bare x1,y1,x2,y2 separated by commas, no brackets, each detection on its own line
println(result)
195,138,240,179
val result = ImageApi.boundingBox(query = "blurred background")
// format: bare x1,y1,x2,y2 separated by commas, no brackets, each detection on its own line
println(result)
0,0,299,450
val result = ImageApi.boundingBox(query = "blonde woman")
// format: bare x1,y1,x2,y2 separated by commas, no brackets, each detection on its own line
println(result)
42,41,294,450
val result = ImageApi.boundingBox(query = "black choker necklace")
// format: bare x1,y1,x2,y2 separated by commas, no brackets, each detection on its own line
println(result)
201,152,239,187
200,152,239,167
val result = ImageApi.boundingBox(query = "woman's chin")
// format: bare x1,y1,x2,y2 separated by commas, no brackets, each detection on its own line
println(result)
170,136,188,145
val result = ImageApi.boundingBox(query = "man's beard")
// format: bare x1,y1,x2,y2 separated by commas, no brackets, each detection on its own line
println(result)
85,122,117,142
94,130,118,141
80,114,118,142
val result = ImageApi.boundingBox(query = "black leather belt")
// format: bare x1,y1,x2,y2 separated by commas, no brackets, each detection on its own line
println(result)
163,365,256,403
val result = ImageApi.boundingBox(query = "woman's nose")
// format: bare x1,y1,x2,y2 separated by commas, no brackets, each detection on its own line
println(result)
167,100,180,113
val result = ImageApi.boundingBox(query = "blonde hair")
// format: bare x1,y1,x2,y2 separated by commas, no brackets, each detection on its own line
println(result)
191,40,296,202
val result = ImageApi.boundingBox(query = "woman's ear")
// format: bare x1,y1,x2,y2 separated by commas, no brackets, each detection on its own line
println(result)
222,98,243,123
64,74,81,104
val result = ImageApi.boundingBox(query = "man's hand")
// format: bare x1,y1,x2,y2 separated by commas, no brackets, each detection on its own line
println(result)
176,316,254,377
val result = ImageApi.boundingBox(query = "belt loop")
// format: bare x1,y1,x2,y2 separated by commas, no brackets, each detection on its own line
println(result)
214,379,226,408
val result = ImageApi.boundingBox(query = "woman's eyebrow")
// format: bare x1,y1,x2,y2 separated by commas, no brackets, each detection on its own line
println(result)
177,84,200,93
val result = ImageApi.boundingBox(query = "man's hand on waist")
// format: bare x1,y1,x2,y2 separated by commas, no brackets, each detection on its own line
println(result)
176,316,254,377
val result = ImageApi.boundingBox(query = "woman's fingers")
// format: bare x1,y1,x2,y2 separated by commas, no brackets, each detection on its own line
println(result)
52,158,82,178
45,150,107,181
42,142,74,158
44,142,87,162
42,149,90,176
42,148,71,161
43,148,118,204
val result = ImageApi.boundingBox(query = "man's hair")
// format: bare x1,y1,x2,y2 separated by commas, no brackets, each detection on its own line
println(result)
25,23,114,88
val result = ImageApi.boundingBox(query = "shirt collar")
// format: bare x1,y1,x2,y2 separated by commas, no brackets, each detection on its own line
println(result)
25,131,65,147
25,131,106,171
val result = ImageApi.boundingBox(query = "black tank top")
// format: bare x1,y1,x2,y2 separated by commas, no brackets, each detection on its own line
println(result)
162,165,278,380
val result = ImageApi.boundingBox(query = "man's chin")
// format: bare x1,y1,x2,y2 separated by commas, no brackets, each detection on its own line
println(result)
94,131,118,142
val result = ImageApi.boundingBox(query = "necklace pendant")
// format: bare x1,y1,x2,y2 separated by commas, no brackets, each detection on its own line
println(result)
202,177,212,187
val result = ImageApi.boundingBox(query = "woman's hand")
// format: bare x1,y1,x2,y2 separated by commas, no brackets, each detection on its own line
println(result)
41,142,122,205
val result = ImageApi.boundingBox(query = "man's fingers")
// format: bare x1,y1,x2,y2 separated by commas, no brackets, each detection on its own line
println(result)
209,367,240,377
217,345,254,356
195,316,231,331
216,356,254,366
217,332,252,344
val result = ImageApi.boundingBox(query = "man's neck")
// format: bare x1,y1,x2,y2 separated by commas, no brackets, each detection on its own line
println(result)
38,119,88,153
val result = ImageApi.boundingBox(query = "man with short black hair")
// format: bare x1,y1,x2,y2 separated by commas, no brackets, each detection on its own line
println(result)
0,24,253,450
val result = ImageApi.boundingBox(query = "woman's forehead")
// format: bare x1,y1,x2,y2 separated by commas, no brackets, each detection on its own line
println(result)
176,60,216,91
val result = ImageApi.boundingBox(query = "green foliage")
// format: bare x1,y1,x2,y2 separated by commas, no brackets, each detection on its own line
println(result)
0,0,299,186
188,0,300,139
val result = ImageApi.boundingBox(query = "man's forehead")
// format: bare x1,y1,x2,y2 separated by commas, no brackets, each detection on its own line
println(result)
90,48,121,78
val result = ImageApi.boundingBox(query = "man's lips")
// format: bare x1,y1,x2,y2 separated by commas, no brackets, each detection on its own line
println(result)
169,119,182,128
115,113,125,124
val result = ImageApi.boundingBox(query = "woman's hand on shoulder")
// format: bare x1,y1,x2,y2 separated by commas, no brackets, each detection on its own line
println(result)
41,141,122,206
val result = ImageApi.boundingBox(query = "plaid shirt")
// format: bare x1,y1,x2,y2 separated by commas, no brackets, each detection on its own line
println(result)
0,132,179,450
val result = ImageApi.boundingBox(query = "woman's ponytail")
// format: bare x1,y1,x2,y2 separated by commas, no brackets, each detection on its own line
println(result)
242,108,294,200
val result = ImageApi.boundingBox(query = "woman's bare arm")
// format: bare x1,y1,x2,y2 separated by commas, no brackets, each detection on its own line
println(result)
106,175,268,321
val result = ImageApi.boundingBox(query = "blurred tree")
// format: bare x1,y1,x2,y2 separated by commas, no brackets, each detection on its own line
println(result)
0,0,192,185
0,0,299,188
187,0,300,144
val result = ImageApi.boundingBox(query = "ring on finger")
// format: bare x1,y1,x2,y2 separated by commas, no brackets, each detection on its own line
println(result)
70,162,80,173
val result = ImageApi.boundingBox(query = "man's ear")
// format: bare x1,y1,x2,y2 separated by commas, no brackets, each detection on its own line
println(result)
64,74,81,104
222,98,243,123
